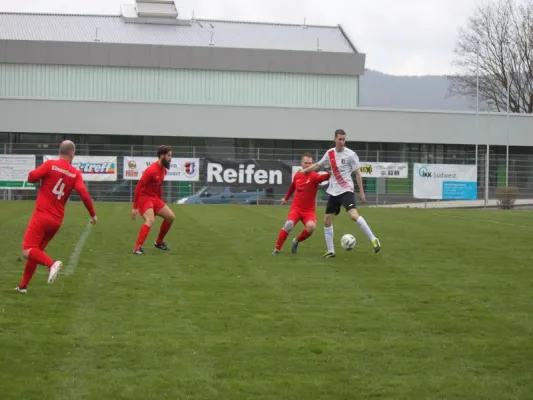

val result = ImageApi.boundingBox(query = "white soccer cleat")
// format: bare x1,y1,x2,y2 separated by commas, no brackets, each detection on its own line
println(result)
14,286,27,294
47,261,63,284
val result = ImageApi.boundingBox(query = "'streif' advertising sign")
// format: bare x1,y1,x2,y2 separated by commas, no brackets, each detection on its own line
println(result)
123,157,200,182
205,159,292,187
0,155,36,189
413,163,478,200
44,155,117,181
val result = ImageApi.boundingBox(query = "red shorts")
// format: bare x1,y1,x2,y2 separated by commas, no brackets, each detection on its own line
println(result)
22,215,61,250
287,208,317,226
138,197,166,216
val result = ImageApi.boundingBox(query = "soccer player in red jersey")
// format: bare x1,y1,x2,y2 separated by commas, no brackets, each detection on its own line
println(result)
15,140,97,293
131,145,176,254
273,152,330,254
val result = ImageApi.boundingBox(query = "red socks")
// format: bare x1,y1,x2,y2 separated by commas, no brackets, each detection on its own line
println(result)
19,261,38,287
296,229,312,242
27,248,54,268
275,229,289,250
157,220,172,245
276,228,313,250
135,224,151,250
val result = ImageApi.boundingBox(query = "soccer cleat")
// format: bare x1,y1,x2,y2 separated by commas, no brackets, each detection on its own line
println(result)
291,239,299,254
272,249,280,255
47,261,63,284
14,285,27,294
372,238,381,253
133,246,145,255
154,242,171,251
322,251,336,258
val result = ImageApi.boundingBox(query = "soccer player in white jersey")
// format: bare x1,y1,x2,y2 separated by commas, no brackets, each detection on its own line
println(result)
301,129,381,258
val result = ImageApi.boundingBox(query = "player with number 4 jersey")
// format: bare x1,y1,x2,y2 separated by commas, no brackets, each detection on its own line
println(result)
15,140,97,294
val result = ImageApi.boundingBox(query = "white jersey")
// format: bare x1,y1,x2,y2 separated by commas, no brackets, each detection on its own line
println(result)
317,147,360,196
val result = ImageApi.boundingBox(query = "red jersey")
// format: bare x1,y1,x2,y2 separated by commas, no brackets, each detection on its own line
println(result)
27,158,96,222
284,171,330,211
133,161,167,208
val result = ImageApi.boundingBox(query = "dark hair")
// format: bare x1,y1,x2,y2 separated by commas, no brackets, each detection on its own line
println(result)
157,145,172,157
302,152,313,159
334,129,346,138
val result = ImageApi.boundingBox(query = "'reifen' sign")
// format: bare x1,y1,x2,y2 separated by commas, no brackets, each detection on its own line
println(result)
205,159,292,186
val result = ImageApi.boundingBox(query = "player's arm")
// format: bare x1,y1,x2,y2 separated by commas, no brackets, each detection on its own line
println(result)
281,180,296,204
133,168,152,209
315,171,331,184
351,155,366,200
303,152,329,174
74,173,97,223
354,169,364,193
27,161,52,183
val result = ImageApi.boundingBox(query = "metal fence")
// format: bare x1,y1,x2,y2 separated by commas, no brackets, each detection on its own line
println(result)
2,143,533,208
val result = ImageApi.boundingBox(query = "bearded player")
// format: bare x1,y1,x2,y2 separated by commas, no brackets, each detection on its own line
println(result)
273,152,330,255
15,140,97,293
131,145,176,254
302,129,381,258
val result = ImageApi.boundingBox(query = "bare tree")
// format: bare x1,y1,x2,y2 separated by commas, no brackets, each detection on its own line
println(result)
447,0,533,113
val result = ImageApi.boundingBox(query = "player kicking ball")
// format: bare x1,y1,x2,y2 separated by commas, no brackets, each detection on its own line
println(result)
15,140,98,293
273,152,330,254
302,129,381,258
131,145,176,254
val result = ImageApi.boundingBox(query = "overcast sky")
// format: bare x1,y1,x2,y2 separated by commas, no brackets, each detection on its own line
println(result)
0,0,486,76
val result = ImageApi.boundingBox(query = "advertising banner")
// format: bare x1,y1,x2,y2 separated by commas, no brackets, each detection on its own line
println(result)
123,157,200,181
290,162,408,186
205,158,292,187
44,155,117,181
358,162,408,178
0,154,36,189
413,163,478,200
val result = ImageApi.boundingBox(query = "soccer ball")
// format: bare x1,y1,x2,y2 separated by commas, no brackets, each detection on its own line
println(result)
340,234,356,250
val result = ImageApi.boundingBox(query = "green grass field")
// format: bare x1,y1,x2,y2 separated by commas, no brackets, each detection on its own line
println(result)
1,201,532,400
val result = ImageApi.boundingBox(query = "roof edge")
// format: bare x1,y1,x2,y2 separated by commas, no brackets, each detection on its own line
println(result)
337,24,360,54
0,11,121,17
0,11,343,29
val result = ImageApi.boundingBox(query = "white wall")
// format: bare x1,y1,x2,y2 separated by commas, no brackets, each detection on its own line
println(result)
1,99,532,146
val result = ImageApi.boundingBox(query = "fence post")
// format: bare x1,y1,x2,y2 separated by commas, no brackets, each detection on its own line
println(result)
375,149,379,206
505,144,509,186
484,145,490,207
257,147,260,160
129,144,133,203
3,143,6,200
192,146,196,196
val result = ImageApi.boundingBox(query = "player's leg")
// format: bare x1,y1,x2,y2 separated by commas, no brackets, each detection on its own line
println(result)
273,210,298,254
291,214,316,253
18,231,53,290
18,219,62,291
40,227,63,283
323,196,340,258
154,202,174,251
134,202,155,254
344,193,381,253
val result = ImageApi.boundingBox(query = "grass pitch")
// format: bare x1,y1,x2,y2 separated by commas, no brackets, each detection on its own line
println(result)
0,201,532,400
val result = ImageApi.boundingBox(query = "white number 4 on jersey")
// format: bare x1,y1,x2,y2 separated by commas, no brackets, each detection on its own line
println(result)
53,178,66,200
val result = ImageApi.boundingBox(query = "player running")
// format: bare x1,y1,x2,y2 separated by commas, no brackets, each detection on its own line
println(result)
15,140,97,293
302,129,381,258
131,145,175,255
273,152,330,255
